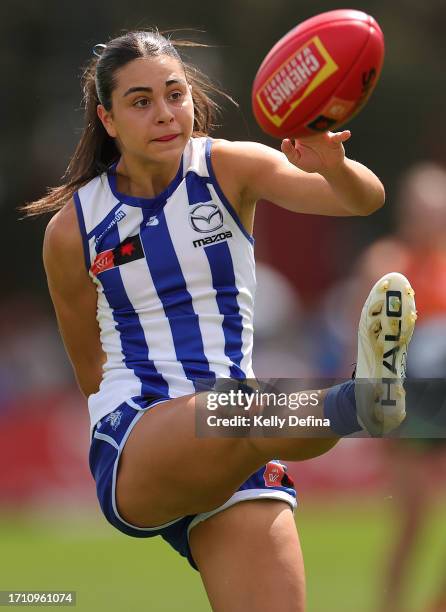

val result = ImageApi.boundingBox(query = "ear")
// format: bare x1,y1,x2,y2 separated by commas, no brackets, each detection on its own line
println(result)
97,104,117,138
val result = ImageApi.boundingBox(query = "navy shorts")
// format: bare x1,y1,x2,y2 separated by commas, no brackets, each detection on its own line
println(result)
89,400,297,570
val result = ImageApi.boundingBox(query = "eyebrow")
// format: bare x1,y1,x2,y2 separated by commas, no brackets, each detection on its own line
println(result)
123,79,187,97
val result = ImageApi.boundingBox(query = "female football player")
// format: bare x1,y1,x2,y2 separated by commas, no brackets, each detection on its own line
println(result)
24,30,415,611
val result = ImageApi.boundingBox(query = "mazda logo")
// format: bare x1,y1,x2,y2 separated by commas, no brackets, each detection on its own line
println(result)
189,203,224,233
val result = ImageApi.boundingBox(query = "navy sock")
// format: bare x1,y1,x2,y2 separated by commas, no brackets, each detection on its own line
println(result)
323,380,362,436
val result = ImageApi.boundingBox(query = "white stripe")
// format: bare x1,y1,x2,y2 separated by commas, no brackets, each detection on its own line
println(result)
182,136,208,177
126,397,144,411
93,431,119,450
117,210,195,398
164,182,232,379
186,489,297,539
78,176,118,238
206,183,255,378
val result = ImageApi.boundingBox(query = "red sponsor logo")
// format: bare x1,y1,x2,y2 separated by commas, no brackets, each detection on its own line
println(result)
120,242,135,257
263,462,286,487
91,250,114,276
256,36,338,128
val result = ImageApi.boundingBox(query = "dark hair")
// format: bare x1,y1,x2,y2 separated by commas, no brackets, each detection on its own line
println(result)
21,30,235,217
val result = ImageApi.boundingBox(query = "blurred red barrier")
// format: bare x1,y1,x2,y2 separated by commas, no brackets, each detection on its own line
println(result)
0,390,95,507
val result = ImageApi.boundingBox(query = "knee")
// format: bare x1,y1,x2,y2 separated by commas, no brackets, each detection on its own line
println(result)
292,438,339,460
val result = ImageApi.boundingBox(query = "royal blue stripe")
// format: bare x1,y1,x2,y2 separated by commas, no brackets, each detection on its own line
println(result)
185,171,212,203
140,211,215,387
99,224,169,398
204,242,245,379
205,138,254,245
86,201,126,242
73,191,91,271
184,169,245,379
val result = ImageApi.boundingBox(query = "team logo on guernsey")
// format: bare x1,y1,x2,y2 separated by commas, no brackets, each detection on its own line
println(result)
146,215,159,226
189,203,224,233
263,462,294,488
90,234,145,276
105,409,123,430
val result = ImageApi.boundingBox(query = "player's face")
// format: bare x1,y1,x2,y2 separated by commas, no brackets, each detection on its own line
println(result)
99,55,194,163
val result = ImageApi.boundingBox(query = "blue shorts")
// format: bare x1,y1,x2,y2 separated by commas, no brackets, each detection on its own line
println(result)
89,400,297,570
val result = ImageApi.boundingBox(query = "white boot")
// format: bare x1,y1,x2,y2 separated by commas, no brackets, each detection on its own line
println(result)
355,272,417,435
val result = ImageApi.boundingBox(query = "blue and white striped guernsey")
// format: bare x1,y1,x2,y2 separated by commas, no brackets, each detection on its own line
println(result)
74,137,256,435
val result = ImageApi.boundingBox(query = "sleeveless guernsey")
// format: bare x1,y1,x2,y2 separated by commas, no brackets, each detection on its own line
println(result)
74,137,256,434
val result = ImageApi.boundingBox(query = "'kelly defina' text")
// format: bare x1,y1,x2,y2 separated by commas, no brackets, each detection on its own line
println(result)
207,415,331,428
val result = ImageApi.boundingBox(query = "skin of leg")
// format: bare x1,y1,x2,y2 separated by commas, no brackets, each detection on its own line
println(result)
189,499,305,612
116,390,338,526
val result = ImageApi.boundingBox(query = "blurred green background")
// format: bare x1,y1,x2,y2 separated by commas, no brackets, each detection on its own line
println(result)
2,498,446,612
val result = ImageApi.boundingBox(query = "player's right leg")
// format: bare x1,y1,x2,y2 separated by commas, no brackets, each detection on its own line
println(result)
354,272,416,434
112,389,335,527
110,273,416,528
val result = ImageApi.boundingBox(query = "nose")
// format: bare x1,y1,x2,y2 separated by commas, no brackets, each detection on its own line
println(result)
154,99,174,124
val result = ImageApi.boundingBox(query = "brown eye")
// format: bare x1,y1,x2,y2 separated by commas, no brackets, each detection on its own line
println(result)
134,98,150,107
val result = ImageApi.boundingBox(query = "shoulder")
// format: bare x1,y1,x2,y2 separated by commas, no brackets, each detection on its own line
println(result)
43,198,86,282
209,138,285,204
209,138,282,168
44,198,80,254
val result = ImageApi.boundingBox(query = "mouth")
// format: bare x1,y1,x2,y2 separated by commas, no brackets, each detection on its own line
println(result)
153,134,180,142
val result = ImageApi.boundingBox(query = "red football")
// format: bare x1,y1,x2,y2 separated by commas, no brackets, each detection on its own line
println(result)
252,9,385,139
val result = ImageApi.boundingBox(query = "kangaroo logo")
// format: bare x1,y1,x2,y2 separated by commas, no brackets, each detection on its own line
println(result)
105,409,123,431
189,203,224,234
146,216,159,226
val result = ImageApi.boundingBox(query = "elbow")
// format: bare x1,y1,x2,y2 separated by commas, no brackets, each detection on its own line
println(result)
360,182,386,216
74,361,104,398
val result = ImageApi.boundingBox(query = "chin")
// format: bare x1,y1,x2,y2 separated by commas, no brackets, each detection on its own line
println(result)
149,135,187,157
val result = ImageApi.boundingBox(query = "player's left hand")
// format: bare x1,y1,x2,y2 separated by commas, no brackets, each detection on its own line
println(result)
281,130,351,175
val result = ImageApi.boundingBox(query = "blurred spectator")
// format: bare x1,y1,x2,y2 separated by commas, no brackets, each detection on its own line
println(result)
358,161,446,321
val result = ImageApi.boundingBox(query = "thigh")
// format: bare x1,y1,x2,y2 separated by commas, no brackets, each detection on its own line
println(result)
115,394,268,527
189,499,305,612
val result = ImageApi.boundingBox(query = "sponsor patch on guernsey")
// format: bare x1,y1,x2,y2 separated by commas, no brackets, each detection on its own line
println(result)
94,209,127,245
192,230,233,248
90,234,144,276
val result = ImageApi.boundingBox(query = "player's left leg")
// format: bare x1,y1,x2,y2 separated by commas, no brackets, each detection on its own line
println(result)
189,499,305,612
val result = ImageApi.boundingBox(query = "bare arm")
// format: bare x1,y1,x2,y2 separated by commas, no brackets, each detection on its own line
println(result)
213,132,385,217
43,199,106,397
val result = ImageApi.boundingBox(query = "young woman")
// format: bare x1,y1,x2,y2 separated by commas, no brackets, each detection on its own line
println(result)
24,30,415,611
